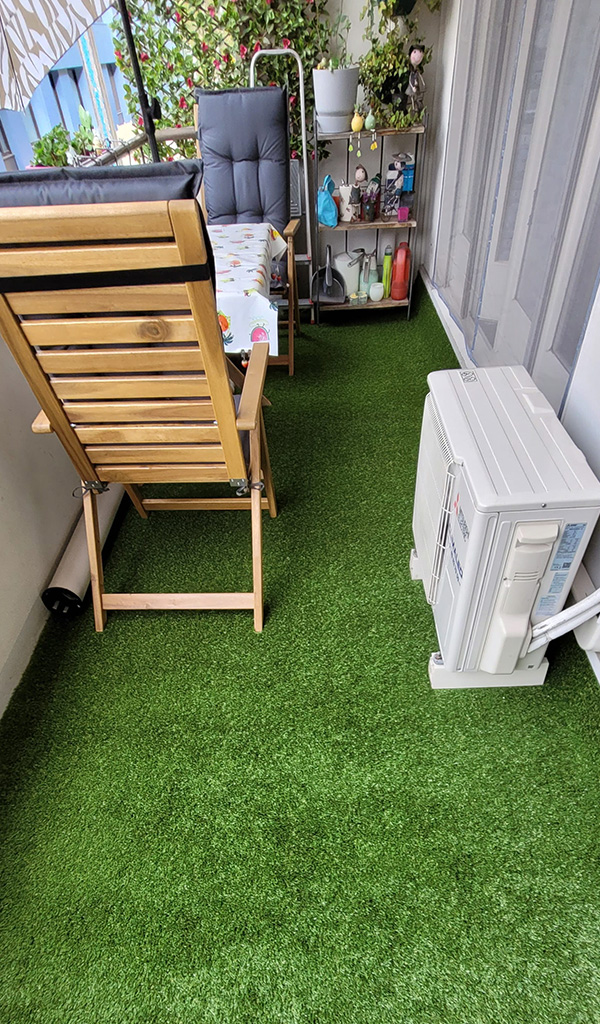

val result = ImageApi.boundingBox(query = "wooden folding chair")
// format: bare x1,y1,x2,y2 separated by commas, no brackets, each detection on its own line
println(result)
0,198,277,632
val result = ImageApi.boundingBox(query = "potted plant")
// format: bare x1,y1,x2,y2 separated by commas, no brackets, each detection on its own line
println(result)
359,0,437,129
70,107,95,160
313,5,359,134
31,124,70,167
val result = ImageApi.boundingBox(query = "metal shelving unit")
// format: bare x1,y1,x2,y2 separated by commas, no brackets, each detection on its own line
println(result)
313,121,425,321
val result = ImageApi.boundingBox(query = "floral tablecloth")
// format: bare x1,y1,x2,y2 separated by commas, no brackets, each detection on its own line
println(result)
208,222,287,356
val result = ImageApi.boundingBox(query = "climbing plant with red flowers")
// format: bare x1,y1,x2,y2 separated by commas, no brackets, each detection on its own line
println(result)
112,0,330,158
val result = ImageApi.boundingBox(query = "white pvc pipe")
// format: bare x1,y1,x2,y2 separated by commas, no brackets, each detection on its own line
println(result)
42,485,124,617
527,585,600,652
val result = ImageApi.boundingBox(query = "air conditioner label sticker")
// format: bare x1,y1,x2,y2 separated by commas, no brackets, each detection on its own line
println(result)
549,571,569,595
550,522,586,572
448,532,464,585
537,595,559,615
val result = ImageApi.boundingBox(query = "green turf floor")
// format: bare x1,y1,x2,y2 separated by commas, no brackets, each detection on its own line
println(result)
1,287,600,1023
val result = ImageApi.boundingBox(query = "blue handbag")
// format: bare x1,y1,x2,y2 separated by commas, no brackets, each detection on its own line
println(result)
317,174,338,227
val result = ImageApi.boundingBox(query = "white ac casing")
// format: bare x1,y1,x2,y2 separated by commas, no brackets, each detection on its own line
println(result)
410,367,600,689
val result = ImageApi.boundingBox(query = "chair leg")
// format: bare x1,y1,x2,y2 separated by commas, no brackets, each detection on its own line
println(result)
260,410,277,519
287,236,296,376
124,484,148,519
294,262,301,336
250,427,263,631
82,486,107,632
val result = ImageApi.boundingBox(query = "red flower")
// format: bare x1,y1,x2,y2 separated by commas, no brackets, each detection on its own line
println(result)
223,52,230,62
240,44,248,58
179,96,188,108
187,76,194,87
167,156,174,161
268,80,277,87
289,94,297,106
291,150,298,159
282,38,291,48
265,0,272,5
175,122,182,128
213,58,221,69
114,49,122,60
174,9,181,21
137,115,144,126
208,4,215,14
139,52,149,62
167,61,174,70
201,41,209,52
253,41,261,53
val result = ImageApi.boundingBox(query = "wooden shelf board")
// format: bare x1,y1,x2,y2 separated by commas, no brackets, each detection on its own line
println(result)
319,219,416,232
318,126,425,141
320,297,409,311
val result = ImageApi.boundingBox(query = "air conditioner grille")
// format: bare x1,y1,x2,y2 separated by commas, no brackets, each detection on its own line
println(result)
430,399,453,467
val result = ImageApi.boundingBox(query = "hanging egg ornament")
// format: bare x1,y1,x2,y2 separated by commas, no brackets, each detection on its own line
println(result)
351,110,364,133
365,110,376,131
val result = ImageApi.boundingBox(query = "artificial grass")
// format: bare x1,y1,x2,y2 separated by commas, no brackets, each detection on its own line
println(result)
1,287,600,1023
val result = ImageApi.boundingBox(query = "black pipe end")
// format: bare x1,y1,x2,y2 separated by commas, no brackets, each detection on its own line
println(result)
42,587,83,618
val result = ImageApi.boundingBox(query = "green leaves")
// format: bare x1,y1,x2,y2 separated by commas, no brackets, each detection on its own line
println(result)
32,124,70,166
111,0,329,157
358,5,432,129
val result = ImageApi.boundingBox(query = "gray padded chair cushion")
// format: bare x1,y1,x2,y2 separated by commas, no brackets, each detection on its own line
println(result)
0,159,215,288
196,87,290,236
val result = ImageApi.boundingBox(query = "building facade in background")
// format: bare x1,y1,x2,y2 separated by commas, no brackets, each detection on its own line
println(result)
0,12,127,170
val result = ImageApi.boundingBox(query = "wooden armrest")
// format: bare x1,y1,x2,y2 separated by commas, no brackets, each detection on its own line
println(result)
236,343,269,431
226,356,271,407
32,410,53,434
284,219,300,239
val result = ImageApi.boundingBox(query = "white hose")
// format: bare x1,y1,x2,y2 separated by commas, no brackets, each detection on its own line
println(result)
527,586,600,652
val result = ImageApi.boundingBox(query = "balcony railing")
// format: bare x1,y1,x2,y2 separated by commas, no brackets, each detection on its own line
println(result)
95,126,197,166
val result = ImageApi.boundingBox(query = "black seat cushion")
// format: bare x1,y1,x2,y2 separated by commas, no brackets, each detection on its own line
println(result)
0,160,215,287
196,87,290,236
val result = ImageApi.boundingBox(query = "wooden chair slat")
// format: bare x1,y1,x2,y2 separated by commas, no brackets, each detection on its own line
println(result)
96,464,229,484
0,202,174,243
52,375,210,400
39,347,204,374
0,243,182,278
64,399,215,422
85,444,226,464
75,423,220,444
9,283,190,316
24,315,199,347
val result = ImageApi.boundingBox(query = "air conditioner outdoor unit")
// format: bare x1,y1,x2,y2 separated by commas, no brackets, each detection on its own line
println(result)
411,366,600,689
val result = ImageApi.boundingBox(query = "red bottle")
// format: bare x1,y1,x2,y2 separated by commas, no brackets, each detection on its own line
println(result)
391,242,410,301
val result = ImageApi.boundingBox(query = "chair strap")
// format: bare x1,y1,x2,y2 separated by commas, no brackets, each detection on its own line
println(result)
0,262,211,293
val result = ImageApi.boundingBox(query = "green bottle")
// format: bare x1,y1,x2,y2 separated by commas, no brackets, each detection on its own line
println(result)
382,244,393,299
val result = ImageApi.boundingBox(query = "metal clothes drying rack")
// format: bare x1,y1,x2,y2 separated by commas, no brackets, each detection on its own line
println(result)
249,49,313,319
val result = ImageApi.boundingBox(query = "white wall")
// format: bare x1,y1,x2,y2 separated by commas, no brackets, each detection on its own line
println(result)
0,343,79,717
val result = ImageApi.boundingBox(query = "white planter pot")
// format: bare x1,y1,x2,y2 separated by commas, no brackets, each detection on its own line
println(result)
313,66,359,134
